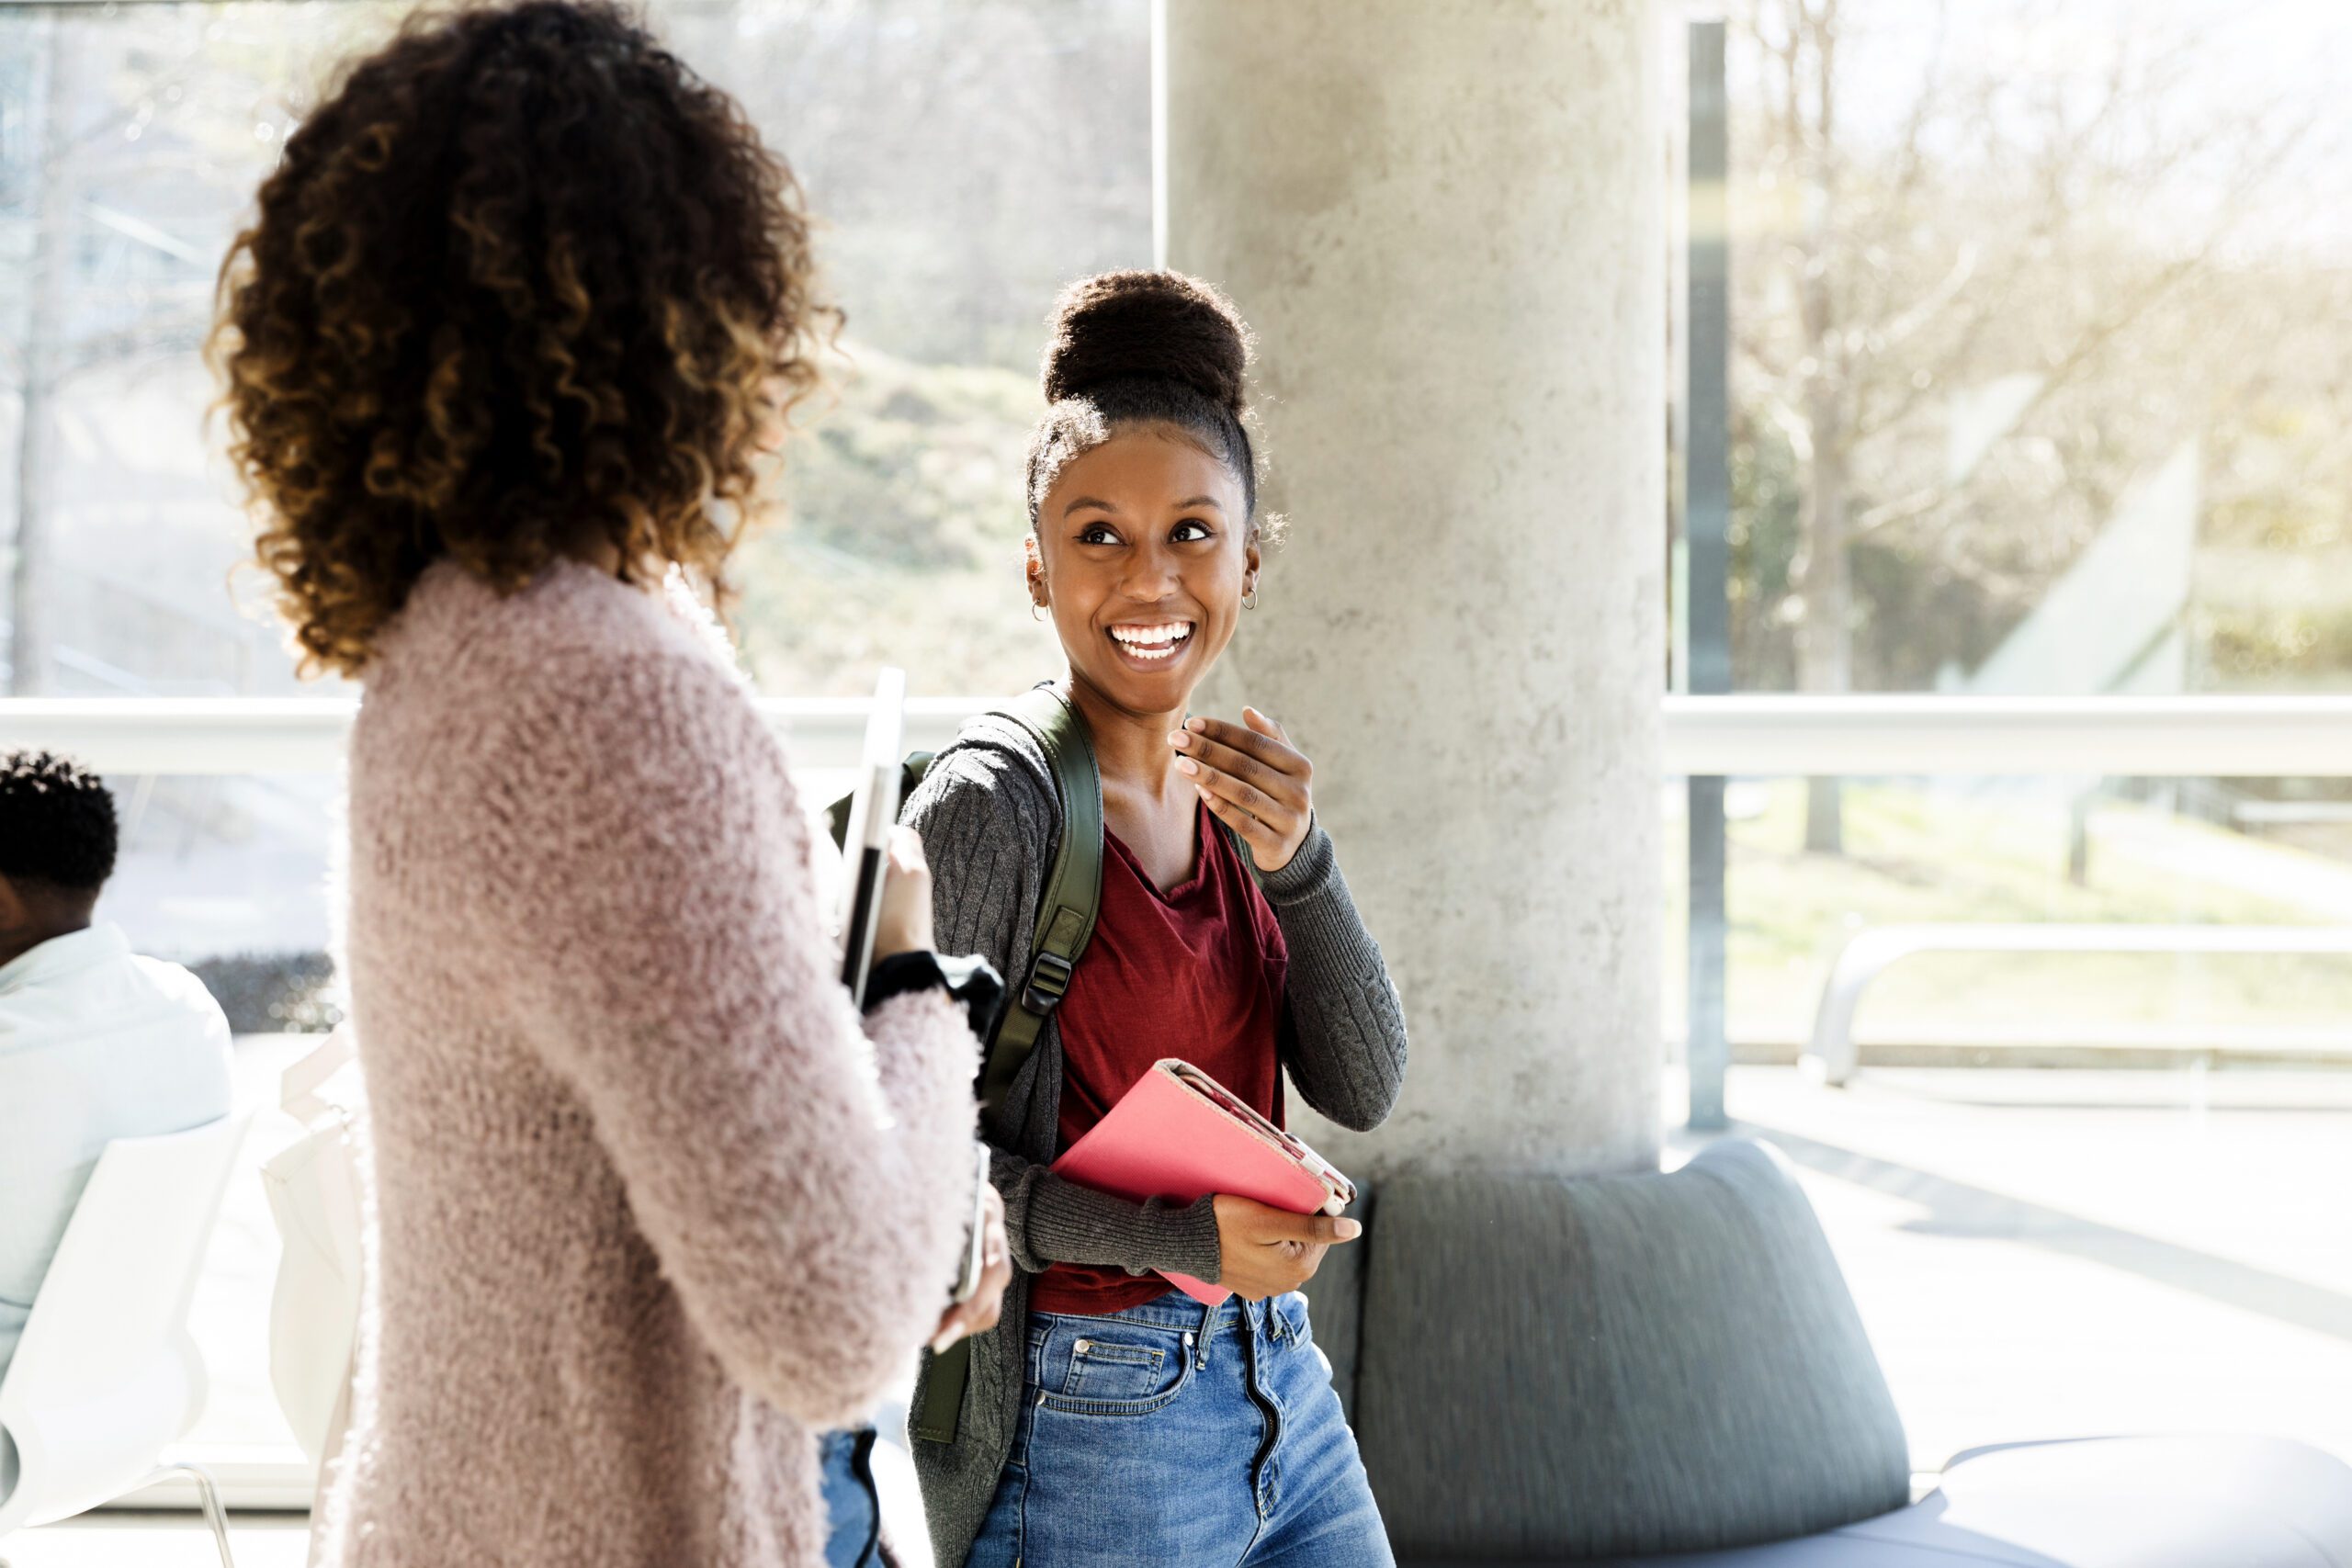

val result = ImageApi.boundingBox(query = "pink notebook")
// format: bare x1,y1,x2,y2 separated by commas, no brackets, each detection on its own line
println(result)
1052,1058,1358,1306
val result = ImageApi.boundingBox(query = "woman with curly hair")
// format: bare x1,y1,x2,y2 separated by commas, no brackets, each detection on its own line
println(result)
212,5,1007,1563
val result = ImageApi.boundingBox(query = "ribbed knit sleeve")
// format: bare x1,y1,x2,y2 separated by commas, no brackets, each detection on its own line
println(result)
901,739,1043,1004
903,737,1223,1283
1256,822,1408,1132
473,648,979,1429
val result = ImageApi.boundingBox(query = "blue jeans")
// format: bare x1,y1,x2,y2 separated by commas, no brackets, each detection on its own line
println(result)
967,1290,1394,1567
819,1426,882,1568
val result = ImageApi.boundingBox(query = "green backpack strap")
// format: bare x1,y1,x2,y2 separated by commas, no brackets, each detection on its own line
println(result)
913,684,1101,1447
977,683,1102,1115
829,688,1101,1111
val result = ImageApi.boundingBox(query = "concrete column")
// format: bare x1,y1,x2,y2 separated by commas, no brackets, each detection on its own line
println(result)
1164,0,1665,1178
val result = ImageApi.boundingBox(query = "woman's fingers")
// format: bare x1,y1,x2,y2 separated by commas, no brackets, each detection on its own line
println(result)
1181,715,1311,788
931,1302,978,1352
933,1258,1011,1347
1242,705,1290,745
1215,1192,1323,1298
1261,1210,1363,1246
1173,728,1308,809
874,825,936,960
1176,711,1315,873
1190,753,1308,871
1195,768,1298,858
886,823,930,874
1197,784,1278,860
929,1255,1012,1350
976,1251,1011,1325
931,1185,1012,1350
1183,753,1287,823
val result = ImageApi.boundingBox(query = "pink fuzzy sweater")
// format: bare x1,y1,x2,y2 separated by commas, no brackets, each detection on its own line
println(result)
319,559,978,1566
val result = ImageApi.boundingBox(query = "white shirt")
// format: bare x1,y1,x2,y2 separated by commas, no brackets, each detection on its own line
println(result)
0,923,234,1392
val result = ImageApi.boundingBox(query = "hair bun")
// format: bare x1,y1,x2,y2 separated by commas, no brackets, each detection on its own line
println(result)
1041,270,1250,414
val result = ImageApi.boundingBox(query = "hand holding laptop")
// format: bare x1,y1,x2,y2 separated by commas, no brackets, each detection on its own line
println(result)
836,668,1011,1347
869,825,1011,1351
931,1179,1010,1352
1052,1058,1362,1306
870,827,934,964
1211,1194,1362,1302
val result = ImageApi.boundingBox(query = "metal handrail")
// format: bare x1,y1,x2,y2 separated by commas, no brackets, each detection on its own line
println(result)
1804,923,2352,1086
14,694,2352,777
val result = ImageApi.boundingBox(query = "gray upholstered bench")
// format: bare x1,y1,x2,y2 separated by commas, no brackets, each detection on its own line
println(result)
1301,1139,2352,1566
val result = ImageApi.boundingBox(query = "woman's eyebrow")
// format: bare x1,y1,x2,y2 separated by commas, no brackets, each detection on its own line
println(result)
1175,496,1225,512
1063,496,1119,518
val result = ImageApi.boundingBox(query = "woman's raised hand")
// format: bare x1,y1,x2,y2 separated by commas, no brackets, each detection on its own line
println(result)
1170,706,1315,874
1211,1193,1361,1301
872,826,936,962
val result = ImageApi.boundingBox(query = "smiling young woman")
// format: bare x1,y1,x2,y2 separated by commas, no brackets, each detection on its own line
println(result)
899,271,1411,1568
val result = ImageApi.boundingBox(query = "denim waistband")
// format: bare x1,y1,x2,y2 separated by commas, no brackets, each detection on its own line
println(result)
1027,1288,1285,1336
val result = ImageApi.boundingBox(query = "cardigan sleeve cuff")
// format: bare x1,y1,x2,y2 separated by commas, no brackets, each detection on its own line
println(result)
1011,1173,1225,1283
1256,818,1336,905
1149,1195,1225,1283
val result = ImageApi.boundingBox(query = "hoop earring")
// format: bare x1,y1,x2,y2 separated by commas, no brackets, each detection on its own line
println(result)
1032,602,1046,623
1242,587,1259,611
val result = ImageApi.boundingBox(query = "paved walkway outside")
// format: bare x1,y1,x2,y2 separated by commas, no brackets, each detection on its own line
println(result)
1687,1063,2352,1472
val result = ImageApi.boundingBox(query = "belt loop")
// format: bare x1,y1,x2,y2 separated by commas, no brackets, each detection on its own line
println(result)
1193,1296,1216,1370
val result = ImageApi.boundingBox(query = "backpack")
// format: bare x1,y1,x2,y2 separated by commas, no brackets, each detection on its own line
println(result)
826,682,1103,1443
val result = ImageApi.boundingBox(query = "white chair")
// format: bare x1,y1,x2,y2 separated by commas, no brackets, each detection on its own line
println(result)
0,1116,250,1567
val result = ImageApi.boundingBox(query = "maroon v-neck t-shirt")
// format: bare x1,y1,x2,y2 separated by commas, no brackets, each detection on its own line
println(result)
1031,799,1291,1316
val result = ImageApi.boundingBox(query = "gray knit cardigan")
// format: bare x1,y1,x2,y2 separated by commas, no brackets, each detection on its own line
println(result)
900,705,1410,1568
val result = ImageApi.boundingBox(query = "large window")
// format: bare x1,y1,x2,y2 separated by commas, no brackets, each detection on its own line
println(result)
1670,0,2352,1474
0,0,1149,1487
1675,0,2352,1052
0,0,1145,964
1712,0,2352,705
1,0,1140,705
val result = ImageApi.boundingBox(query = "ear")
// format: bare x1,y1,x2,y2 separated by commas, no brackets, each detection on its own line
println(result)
1243,532,1263,590
1024,533,1047,604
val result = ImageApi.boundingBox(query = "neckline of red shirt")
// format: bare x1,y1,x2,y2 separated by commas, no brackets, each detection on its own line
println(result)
1102,796,1217,907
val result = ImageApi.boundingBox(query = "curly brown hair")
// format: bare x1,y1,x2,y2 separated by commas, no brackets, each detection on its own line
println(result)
213,0,833,677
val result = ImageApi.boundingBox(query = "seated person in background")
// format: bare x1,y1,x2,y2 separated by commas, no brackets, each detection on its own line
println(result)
0,750,234,1405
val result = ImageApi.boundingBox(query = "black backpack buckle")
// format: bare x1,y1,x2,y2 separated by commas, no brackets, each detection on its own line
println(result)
1023,951,1076,1015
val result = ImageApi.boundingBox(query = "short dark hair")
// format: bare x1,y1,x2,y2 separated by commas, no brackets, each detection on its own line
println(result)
0,751,119,893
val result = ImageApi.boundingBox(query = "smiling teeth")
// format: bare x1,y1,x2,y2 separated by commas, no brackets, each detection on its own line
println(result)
1112,622,1193,660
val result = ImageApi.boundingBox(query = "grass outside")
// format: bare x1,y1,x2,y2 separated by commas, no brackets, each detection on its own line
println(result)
1667,779,2352,1051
